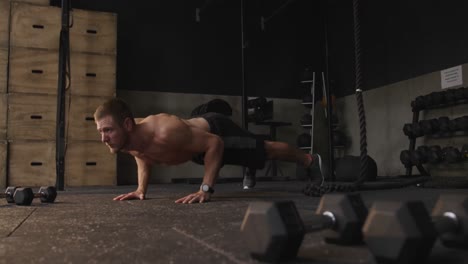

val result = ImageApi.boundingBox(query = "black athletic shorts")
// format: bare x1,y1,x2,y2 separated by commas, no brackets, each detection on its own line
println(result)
192,112,267,169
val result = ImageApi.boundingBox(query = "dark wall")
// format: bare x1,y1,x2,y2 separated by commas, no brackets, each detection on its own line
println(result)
53,0,324,99
327,0,468,97
53,0,468,99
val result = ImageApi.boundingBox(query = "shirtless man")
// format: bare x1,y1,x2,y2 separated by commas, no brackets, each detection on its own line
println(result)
94,98,322,204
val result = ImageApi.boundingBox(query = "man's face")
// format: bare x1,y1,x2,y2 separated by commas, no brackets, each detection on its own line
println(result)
96,115,128,153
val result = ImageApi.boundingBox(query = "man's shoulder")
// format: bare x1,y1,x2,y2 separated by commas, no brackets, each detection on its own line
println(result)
135,113,170,124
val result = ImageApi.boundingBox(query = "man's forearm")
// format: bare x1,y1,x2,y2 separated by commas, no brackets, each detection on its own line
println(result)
202,138,224,187
135,159,150,194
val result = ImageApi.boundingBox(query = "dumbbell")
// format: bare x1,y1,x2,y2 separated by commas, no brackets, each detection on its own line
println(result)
1,187,19,203
411,96,425,111
1,187,35,205
403,123,423,138
432,194,468,249
438,116,451,133
400,150,425,167
427,145,443,164
442,146,462,163
14,186,57,205
363,195,468,264
449,116,468,131
35,186,57,203
420,118,440,135
240,193,367,262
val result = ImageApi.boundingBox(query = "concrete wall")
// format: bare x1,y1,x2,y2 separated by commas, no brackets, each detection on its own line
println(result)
337,64,468,177
116,90,331,184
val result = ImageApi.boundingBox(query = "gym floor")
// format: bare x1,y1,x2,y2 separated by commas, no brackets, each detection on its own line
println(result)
0,181,466,264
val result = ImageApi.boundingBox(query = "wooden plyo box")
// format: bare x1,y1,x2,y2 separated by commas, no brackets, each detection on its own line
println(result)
8,140,56,187
0,48,7,93
10,3,117,54
0,93,6,139
11,0,50,6
9,47,116,96
68,96,111,141
65,141,116,186
8,141,116,187
0,0,9,47
7,93,57,140
0,141,6,189
71,8,117,55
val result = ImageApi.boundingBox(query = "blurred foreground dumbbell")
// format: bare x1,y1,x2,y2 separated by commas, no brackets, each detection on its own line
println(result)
363,194,468,264
1,187,19,203
240,193,367,262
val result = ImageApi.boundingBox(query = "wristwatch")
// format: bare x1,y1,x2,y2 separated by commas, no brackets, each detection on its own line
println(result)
200,183,214,194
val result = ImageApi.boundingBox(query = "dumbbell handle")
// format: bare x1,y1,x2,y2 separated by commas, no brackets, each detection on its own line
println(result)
433,212,459,235
304,211,336,233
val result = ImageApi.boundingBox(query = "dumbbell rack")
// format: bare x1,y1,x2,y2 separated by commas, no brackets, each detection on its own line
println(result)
406,87,468,179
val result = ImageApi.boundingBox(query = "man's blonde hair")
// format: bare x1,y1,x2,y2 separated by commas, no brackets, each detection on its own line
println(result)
94,98,135,126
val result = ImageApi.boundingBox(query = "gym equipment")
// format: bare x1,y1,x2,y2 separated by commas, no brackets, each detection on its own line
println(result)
14,186,57,205
402,123,423,138
363,200,437,264
400,149,429,167
37,186,58,203
420,118,440,135
400,145,445,167
302,94,313,108
363,195,468,264
449,116,468,131
1,187,18,203
13,188,35,206
428,145,443,164
438,116,451,133
247,98,273,123
411,95,425,111
190,99,233,117
240,193,367,262
442,146,462,163
432,194,468,248
1,187,35,205
400,150,412,167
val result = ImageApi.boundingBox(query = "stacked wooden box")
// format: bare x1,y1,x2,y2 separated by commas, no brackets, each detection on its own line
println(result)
1,0,117,188
0,0,10,189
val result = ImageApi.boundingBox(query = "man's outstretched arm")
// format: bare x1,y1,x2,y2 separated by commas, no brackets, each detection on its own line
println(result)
114,157,150,201
175,130,224,204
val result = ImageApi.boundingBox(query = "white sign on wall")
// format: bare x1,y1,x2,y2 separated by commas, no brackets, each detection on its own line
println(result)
441,65,463,89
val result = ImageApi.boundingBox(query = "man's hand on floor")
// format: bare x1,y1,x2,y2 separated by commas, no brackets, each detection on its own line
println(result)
113,190,145,201
175,191,211,204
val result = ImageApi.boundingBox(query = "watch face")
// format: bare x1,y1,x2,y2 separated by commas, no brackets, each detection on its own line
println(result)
202,184,210,192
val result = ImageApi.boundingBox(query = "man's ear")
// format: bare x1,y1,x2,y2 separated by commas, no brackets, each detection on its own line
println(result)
123,117,134,131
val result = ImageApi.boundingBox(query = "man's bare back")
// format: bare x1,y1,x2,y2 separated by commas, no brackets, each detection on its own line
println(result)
128,114,213,166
